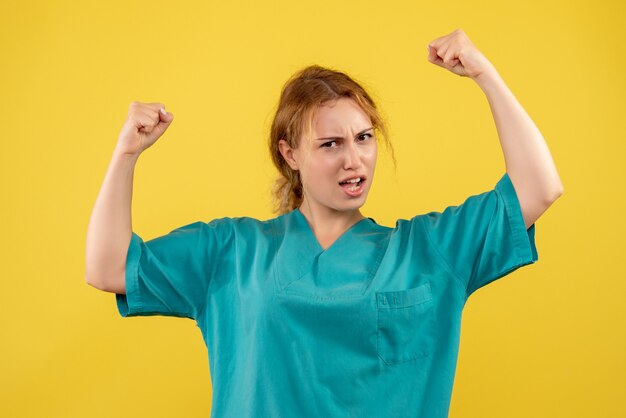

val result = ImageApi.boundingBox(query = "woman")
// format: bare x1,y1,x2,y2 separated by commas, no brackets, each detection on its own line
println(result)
85,29,563,417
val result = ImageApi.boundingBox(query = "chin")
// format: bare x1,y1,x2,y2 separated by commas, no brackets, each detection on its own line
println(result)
340,197,368,211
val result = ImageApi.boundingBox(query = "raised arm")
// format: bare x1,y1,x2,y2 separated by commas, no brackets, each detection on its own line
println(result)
84,102,174,293
427,29,564,229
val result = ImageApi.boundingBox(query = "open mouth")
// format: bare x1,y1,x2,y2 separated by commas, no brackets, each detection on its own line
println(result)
339,177,365,193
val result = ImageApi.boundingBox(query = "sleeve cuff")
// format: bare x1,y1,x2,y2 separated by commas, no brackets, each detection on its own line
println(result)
495,173,539,265
115,232,144,317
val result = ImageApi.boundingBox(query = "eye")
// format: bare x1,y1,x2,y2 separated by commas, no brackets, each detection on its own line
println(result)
321,140,338,148
358,133,373,141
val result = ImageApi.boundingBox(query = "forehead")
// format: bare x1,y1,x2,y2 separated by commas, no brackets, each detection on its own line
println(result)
311,98,371,133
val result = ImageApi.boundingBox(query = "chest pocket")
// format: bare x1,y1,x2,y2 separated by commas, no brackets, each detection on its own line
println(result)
376,282,436,365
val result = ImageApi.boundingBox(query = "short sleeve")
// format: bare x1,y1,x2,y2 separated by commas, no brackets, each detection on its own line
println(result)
115,218,231,320
419,173,538,299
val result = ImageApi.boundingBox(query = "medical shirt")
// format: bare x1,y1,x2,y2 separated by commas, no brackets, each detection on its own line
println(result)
116,172,538,418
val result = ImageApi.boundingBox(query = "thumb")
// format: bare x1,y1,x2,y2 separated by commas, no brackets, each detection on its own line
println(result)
149,107,174,138
159,107,174,124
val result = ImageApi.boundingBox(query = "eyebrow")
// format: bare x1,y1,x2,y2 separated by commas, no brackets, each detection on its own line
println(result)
315,127,374,141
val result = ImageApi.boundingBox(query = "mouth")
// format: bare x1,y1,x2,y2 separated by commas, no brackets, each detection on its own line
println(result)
338,176,366,195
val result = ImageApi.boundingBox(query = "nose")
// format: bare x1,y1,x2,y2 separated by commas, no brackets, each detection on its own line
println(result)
343,141,362,170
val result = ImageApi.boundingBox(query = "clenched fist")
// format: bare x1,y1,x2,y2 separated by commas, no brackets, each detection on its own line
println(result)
115,101,174,157
426,29,496,80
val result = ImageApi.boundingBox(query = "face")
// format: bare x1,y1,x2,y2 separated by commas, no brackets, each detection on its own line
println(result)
279,97,378,216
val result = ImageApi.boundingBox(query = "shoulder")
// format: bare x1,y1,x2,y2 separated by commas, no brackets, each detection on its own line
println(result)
200,213,283,239
388,205,472,241
389,215,427,235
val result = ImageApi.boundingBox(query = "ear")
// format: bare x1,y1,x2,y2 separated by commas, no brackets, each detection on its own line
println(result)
278,139,300,171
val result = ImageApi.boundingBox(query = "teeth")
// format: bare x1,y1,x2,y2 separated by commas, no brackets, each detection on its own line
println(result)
343,178,361,184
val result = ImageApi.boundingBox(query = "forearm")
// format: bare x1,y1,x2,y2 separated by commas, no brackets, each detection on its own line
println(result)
475,69,564,201
84,149,138,290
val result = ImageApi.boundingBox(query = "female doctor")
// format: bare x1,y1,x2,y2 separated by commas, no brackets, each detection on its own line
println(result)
85,29,563,418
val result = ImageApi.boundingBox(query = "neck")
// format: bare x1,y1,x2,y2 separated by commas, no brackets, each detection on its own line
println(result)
297,199,365,237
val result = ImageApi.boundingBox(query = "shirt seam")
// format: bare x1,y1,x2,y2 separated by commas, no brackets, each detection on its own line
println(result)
197,219,228,324
494,175,536,266
127,232,144,315
417,216,468,299
496,186,524,264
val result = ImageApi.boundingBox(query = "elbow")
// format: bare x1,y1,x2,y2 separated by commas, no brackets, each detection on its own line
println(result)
85,269,126,294
552,183,564,200
85,273,114,292
543,188,563,207
85,273,105,290
545,180,564,203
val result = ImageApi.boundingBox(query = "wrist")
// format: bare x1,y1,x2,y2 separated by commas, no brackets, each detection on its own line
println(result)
112,147,141,164
473,67,505,94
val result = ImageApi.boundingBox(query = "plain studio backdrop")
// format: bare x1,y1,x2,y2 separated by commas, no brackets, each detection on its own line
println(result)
1,0,624,417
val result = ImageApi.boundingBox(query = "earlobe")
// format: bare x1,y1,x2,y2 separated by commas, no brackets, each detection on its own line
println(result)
278,139,299,171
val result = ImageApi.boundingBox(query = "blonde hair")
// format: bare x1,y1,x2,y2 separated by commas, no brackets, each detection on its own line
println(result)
268,65,395,215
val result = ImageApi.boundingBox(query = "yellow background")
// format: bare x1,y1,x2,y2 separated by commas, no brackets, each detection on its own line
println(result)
1,0,624,416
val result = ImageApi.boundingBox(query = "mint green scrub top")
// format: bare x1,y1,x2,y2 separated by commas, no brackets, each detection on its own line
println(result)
116,173,538,418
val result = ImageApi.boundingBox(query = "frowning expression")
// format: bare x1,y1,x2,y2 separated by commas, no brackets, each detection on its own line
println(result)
279,97,378,215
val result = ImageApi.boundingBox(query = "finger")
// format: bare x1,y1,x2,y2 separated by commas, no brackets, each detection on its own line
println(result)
131,102,166,121
151,113,174,138
158,106,173,123
136,109,161,128
427,34,447,50
138,123,154,134
426,45,437,61
145,102,166,112
436,43,450,60
443,49,458,66
427,53,446,69
133,114,156,132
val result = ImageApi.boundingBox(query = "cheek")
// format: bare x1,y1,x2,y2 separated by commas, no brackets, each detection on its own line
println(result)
363,146,378,166
310,155,339,175
301,159,338,192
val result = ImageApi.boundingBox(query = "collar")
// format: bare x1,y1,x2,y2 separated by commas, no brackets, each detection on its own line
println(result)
273,208,391,298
